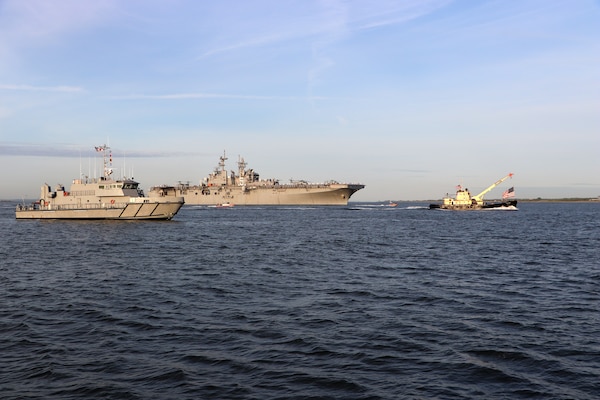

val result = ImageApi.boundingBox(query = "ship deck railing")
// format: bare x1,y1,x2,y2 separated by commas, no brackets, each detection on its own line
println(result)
177,182,359,192
16,202,132,212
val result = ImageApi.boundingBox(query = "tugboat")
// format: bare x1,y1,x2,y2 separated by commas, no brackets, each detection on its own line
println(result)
161,151,365,206
15,144,184,220
429,173,517,210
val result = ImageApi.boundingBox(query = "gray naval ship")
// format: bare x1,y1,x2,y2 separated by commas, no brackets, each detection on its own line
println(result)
156,152,365,206
16,145,184,220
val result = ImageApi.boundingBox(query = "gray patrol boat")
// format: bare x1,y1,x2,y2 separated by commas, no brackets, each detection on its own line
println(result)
16,145,184,220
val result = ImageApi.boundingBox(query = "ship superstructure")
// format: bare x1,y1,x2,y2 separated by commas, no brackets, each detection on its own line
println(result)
164,152,365,206
16,144,184,220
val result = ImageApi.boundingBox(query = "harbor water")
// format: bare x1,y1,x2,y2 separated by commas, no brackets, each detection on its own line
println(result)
1,201,599,399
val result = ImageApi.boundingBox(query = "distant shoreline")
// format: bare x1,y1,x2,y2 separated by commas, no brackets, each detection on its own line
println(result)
518,198,600,203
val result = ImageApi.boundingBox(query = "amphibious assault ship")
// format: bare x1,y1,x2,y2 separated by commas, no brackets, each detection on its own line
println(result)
16,145,184,220
161,152,365,206
429,173,517,210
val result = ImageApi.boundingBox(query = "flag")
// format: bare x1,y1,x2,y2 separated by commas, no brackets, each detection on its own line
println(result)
503,187,515,199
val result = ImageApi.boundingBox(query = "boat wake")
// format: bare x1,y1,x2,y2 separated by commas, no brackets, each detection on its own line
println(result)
481,206,518,211
350,204,429,211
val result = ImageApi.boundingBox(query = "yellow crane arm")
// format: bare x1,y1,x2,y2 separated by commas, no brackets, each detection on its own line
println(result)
473,173,514,201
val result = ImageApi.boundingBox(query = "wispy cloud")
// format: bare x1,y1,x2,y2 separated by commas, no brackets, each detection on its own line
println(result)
201,33,299,58
0,144,91,158
0,0,117,41
200,0,450,57
0,0,118,75
110,93,333,101
303,0,451,105
351,0,452,31
0,84,84,93
0,143,198,158
196,0,451,105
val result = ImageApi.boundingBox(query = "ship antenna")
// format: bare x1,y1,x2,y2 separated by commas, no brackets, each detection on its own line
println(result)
238,155,247,171
219,150,227,172
103,145,108,179
94,144,113,180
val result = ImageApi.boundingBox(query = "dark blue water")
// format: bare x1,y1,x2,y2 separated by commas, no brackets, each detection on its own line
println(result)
1,201,599,399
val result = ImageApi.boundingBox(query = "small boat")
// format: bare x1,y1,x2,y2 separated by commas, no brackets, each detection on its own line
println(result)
215,202,234,208
387,201,398,207
15,144,184,220
429,173,517,210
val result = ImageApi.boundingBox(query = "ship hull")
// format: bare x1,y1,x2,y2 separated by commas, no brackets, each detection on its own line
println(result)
15,201,183,220
178,184,364,206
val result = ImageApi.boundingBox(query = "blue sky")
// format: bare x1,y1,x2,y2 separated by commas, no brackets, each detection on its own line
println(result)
1,0,599,201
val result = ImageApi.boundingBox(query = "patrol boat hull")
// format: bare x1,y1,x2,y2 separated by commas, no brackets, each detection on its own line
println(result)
15,144,184,220
164,152,365,206
16,199,183,220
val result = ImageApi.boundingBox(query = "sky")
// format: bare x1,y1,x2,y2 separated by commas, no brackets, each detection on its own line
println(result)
1,0,599,201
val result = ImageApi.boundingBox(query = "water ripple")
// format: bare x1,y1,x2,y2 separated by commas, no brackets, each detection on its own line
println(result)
1,202,599,399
